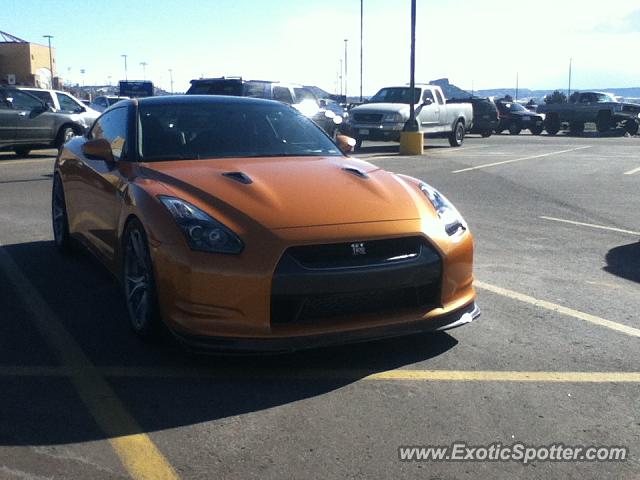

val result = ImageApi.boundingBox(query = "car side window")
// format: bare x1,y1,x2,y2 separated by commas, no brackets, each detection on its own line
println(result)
95,97,107,107
422,90,435,103
245,82,266,98
435,90,445,105
5,90,43,110
273,86,294,104
90,107,128,160
58,93,82,112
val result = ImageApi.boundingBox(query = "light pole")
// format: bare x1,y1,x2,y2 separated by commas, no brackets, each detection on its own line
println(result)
343,39,348,102
568,58,572,98
515,72,519,101
140,62,148,80
360,0,363,102
339,59,343,96
121,54,128,81
43,35,54,87
80,69,86,87
168,69,174,94
399,0,422,155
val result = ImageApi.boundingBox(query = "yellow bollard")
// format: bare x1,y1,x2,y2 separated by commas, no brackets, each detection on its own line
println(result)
399,131,424,155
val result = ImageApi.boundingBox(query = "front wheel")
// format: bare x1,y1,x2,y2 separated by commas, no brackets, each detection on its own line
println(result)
52,174,73,253
480,131,492,138
508,123,522,135
354,137,363,151
624,119,639,136
56,126,77,148
596,112,613,133
122,219,162,339
14,147,31,157
544,115,561,135
530,125,544,135
448,121,465,147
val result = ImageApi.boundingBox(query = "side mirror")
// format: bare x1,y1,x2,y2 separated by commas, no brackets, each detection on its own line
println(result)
336,134,356,154
81,138,114,163
422,98,433,106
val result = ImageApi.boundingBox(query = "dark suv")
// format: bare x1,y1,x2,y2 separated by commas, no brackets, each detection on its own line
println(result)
495,99,544,135
187,77,343,137
447,96,498,137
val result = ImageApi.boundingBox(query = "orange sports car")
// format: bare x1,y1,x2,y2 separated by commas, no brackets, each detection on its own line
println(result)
52,95,478,352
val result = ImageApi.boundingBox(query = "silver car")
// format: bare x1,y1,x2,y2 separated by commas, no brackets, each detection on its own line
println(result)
0,87,92,157
90,95,129,112
18,87,100,131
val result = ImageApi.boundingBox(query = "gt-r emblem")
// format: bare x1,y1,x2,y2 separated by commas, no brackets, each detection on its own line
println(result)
350,242,366,256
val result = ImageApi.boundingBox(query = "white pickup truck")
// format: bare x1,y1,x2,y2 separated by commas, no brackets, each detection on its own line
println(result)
346,84,473,148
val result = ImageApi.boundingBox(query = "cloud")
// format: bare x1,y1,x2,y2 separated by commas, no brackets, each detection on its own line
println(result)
594,9,640,33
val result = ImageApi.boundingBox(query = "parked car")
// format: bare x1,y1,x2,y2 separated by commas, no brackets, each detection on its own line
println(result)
18,87,100,128
345,85,473,148
90,95,129,112
52,95,479,352
186,77,343,137
537,91,640,135
447,96,498,137
494,99,544,135
0,86,92,157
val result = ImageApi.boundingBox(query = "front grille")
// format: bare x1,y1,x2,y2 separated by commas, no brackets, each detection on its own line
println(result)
287,236,423,269
622,105,640,113
272,283,438,325
353,113,383,123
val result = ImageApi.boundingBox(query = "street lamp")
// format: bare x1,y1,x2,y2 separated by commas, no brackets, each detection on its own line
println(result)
140,62,148,80
168,69,174,94
121,54,128,81
360,0,363,102
568,58,572,98
343,38,348,102
43,35,54,87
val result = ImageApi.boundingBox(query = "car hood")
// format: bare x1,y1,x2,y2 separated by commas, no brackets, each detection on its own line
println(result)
351,103,411,116
140,157,425,229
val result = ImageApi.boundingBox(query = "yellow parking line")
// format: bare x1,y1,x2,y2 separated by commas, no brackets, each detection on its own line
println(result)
1,365,640,383
0,157,54,167
475,280,640,338
0,247,179,480
540,216,640,236
452,146,591,173
365,370,640,382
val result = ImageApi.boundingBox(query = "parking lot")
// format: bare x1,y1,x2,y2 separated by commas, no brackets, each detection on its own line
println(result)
1,132,639,479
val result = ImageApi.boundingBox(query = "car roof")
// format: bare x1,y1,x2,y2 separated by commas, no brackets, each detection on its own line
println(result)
127,94,287,108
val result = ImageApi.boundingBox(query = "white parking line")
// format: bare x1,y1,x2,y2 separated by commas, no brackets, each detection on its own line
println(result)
539,216,640,236
475,280,640,338
0,158,54,167
452,146,592,173
624,166,640,175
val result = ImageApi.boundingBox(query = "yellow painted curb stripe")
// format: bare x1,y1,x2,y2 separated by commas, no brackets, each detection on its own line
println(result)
475,280,640,338
0,247,179,480
452,146,591,173
364,370,640,382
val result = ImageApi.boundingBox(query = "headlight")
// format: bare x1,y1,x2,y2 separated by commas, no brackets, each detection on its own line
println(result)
324,109,336,119
158,196,243,254
332,115,343,125
419,183,467,236
382,113,403,123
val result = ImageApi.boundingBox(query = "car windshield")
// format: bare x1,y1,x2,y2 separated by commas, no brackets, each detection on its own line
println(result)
293,88,316,102
500,102,528,112
369,87,421,104
595,93,616,103
138,101,341,161
107,97,124,106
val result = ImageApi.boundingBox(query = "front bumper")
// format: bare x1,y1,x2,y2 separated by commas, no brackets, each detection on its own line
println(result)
173,301,480,354
346,122,405,141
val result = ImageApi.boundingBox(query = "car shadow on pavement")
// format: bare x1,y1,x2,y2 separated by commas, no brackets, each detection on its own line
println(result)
604,241,640,283
0,240,458,446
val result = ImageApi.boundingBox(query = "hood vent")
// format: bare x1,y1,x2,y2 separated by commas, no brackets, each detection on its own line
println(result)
222,171,253,184
342,166,369,179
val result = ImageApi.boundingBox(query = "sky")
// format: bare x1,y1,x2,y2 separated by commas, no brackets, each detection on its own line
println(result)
3,0,640,95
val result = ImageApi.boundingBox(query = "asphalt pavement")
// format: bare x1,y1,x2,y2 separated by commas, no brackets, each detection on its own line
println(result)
0,132,638,479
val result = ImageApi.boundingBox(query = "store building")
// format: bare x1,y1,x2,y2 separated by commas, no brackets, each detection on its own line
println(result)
0,31,58,88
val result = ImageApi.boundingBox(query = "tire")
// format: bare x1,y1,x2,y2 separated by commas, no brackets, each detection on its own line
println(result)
14,147,31,157
448,121,465,147
568,122,585,135
52,174,73,253
508,122,521,135
596,111,613,133
624,119,639,136
530,125,544,135
122,219,162,339
544,114,561,135
480,131,492,138
56,126,77,148
354,138,363,151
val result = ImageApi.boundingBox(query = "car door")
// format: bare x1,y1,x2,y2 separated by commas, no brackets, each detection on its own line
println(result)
73,106,130,263
417,89,441,132
0,92,17,146
7,89,55,144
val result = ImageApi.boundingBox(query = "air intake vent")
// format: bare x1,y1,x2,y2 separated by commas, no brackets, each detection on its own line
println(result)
342,166,368,179
222,171,253,184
